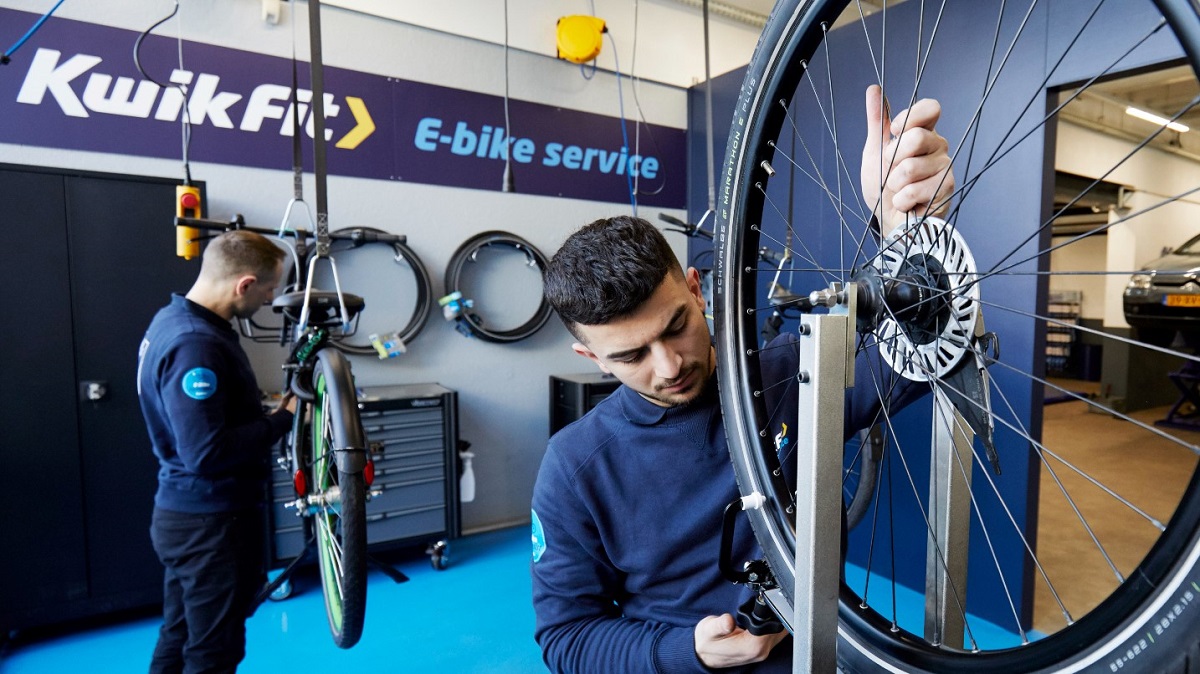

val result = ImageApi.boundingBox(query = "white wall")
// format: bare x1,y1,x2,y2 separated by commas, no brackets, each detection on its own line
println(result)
1048,232,1107,320
1,0,699,532
324,0,765,88
1055,121,1200,328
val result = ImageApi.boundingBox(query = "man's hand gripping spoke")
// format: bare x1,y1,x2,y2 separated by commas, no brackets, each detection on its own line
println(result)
861,84,955,237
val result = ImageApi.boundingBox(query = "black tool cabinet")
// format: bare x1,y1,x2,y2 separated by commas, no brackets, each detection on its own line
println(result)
268,383,461,568
549,372,620,436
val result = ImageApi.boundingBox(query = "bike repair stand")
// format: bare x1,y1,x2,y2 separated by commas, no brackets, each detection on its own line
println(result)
794,285,975,671
256,539,411,606
792,286,855,674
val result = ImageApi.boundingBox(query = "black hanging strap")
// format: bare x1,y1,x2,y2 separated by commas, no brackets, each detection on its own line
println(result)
306,0,330,257
290,21,303,202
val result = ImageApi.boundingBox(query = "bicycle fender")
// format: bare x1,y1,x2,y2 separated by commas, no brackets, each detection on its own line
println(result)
315,349,369,473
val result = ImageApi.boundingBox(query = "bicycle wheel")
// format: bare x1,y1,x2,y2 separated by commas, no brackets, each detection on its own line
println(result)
715,1,1200,671
310,349,368,649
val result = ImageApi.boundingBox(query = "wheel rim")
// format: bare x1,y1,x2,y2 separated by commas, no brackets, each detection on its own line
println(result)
715,0,1200,669
313,371,346,635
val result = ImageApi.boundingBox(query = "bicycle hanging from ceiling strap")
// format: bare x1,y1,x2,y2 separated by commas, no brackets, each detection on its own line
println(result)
439,230,553,343
268,4,431,359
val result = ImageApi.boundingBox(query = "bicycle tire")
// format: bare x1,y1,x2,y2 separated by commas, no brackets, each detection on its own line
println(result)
844,425,883,531
326,226,432,356
311,349,368,649
443,230,553,343
714,0,1200,671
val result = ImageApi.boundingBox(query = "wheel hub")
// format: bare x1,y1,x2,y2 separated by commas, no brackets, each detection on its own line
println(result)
864,216,981,382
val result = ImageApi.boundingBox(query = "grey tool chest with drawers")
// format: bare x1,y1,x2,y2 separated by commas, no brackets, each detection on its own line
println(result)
269,383,461,569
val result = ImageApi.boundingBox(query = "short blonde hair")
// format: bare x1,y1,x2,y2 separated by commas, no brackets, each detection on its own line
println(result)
201,230,286,281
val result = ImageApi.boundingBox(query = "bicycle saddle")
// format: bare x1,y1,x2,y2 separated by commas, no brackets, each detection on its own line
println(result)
272,290,365,326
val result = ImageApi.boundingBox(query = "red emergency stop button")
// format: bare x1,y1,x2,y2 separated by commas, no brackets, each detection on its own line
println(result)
179,191,200,209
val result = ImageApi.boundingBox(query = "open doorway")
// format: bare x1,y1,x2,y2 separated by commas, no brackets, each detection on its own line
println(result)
1033,65,1200,634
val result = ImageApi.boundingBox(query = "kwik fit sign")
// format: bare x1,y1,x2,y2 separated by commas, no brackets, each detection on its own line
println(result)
0,8,685,207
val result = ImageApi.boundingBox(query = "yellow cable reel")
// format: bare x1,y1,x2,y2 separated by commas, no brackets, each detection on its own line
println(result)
556,15,606,64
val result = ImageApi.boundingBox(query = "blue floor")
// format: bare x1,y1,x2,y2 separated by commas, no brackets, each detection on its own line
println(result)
843,564,1042,650
2,526,545,673
2,527,1036,672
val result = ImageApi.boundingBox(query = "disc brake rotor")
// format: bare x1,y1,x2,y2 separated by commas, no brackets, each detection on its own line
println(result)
874,216,981,382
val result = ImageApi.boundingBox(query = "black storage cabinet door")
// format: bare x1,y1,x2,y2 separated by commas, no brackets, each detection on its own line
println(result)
0,164,200,632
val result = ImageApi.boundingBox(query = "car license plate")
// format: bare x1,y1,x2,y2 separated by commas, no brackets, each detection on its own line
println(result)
1164,294,1200,307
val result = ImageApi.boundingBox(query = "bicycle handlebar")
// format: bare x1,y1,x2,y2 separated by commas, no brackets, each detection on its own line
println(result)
175,214,394,335
175,216,407,246
176,215,248,232
659,212,715,240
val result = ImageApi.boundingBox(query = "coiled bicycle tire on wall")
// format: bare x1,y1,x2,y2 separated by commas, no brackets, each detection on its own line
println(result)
713,0,1200,672
443,230,553,343
325,226,432,357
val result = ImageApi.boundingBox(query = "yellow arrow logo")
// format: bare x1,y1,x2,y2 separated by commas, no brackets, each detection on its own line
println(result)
336,96,375,149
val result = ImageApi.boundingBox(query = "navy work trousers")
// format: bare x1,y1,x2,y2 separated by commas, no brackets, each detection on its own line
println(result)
149,507,266,674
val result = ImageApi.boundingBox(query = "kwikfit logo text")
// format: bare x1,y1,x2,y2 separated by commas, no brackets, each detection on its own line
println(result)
16,48,376,149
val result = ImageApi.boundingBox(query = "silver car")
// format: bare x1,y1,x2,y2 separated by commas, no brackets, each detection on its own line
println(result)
1123,233,1200,345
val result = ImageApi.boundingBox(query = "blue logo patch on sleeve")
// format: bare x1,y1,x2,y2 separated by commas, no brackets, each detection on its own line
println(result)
531,509,547,563
181,367,218,400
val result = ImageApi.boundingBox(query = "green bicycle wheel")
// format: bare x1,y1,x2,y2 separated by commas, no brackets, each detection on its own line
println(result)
311,350,368,649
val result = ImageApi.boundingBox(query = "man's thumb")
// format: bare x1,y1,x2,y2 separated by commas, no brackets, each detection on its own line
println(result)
864,84,890,149
701,614,737,639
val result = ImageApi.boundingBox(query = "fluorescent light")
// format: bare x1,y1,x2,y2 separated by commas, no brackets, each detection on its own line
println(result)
1125,105,1190,133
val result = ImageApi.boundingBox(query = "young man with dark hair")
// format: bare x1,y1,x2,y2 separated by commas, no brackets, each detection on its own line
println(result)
138,229,297,673
532,88,953,672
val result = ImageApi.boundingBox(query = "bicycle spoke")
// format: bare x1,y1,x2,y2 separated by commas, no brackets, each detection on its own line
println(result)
918,341,1176,625
893,347,1075,629
859,316,1008,642
987,369,1127,585
980,176,1200,283
752,220,832,287
770,115,872,257
865,371,979,649
866,271,1200,373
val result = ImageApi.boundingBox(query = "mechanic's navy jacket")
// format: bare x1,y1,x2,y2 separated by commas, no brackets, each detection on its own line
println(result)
138,294,293,514
531,332,919,673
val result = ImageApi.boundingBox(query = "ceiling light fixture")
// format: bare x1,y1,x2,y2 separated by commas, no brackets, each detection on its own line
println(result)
1125,105,1190,133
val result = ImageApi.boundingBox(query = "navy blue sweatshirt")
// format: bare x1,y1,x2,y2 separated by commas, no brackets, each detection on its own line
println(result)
138,294,293,513
531,333,920,673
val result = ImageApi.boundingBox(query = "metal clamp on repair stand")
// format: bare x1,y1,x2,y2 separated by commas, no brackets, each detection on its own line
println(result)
718,217,997,671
